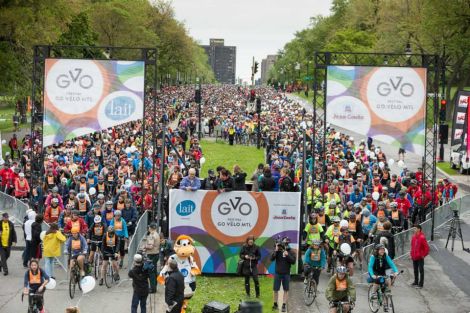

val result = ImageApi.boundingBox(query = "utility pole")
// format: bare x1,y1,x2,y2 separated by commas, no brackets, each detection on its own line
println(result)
251,57,259,87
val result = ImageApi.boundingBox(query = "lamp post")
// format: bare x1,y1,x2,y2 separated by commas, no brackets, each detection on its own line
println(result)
195,77,202,139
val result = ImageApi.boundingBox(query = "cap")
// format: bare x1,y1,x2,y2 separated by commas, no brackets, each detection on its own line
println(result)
149,223,157,229
2,212,9,218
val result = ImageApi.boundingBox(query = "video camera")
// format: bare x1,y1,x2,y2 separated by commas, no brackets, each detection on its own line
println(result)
275,236,290,252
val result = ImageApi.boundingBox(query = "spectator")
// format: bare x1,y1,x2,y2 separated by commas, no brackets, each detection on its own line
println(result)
145,223,160,293
201,169,217,190
128,254,150,313
216,169,234,193
239,235,261,298
232,165,247,191
14,172,30,199
271,237,296,312
42,223,66,279
31,214,44,261
179,168,201,191
410,225,429,289
23,210,36,267
279,168,294,192
251,163,264,192
0,212,17,275
165,258,185,313
259,167,275,192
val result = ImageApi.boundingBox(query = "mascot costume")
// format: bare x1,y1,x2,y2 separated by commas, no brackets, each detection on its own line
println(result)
158,235,201,313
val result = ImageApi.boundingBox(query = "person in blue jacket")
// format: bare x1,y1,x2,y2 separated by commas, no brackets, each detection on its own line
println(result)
361,208,377,237
303,240,326,286
368,244,399,312
109,210,128,268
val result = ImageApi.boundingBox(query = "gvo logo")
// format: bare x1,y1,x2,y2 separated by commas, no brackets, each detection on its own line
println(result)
218,196,252,216
377,76,414,97
56,68,93,89
176,200,196,216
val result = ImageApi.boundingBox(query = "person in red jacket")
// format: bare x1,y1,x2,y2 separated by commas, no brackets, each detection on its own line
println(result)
410,225,429,289
14,172,30,198
64,210,88,236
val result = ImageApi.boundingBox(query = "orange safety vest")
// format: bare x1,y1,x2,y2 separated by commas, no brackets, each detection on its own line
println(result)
78,201,87,212
47,176,54,185
377,221,385,231
88,178,94,185
318,215,326,226
106,233,116,247
71,238,81,250
105,211,114,221
71,220,80,233
348,221,356,232
310,249,321,261
80,182,87,190
336,278,347,291
29,269,41,285
50,206,59,218
97,183,105,192
377,210,385,218
114,219,122,231
363,216,370,226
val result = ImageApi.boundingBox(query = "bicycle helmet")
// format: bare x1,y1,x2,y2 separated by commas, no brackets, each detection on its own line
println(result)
390,202,398,208
329,200,337,207
52,187,59,193
51,198,59,203
94,215,102,224
336,266,348,274
375,243,385,250
114,210,122,216
97,194,105,200
331,216,340,223
378,201,386,207
349,212,356,219
106,200,113,206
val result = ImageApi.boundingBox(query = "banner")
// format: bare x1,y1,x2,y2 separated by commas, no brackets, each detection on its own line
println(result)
43,59,145,146
169,190,300,274
326,66,427,155
450,91,470,146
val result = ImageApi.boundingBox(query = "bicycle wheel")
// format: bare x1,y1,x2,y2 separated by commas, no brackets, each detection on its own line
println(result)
69,270,76,299
94,253,102,279
388,295,395,313
104,264,114,288
303,278,317,306
367,285,380,313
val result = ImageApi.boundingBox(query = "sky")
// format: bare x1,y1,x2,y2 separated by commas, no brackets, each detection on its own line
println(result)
171,0,333,83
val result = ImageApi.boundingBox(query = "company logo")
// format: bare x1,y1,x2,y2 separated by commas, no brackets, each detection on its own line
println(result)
56,68,93,89
217,196,252,216
458,96,469,108
104,97,136,120
456,112,466,124
377,76,414,97
180,268,189,277
455,129,463,139
176,200,196,216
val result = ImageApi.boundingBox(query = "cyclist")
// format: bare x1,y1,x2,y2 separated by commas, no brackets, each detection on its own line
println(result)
368,244,398,312
316,206,331,229
100,226,121,285
389,202,405,234
23,259,49,313
64,210,88,236
65,229,88,277
102,200,115,225
334,226,356,276
88,215,106,265
303,213,324,248
325,216,341,272
109,210,128,268
326,200,341,218
303,240,326,286
325,266,355,313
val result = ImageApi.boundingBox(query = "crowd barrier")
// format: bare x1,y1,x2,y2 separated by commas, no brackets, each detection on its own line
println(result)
360,195,470,281
127,210,149,270
0,191,29,225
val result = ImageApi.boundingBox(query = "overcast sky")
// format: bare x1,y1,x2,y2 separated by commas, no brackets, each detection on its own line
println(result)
171,0,333,83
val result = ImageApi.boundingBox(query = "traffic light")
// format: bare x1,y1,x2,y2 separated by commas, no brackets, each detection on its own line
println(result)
439,99,446,122
254,62,259,74
195,89,201,104
256,97,261,113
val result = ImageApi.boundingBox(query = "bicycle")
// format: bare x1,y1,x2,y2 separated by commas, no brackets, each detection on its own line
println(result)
329,300,354,313
303,266,320,306
22,292,44,313
368,271,403,313
68,258,82,299
103,255,119,288
90,240,103,280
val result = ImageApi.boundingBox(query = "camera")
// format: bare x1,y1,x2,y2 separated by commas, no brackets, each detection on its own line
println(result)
275,236,290,252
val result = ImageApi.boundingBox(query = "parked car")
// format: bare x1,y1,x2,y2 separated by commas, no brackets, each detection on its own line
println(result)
450,146,470,174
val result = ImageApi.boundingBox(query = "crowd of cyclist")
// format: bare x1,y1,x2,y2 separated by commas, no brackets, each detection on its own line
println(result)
0,84,459,312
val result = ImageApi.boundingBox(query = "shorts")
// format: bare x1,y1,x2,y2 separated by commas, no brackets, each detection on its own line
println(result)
103,253,118,261
89,242,102,252
273,274,290,291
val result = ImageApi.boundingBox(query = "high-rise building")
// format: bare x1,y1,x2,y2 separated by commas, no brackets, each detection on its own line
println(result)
202,39,236,84
261,55,278,85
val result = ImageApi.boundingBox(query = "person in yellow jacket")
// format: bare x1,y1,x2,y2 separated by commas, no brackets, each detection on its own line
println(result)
325,216,341,272
325,185,341,209
306,183,322,213
326,201,341,218
43,223,66,279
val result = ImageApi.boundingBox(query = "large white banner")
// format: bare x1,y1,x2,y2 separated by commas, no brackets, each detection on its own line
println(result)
326,66,427,154
169,190,301,274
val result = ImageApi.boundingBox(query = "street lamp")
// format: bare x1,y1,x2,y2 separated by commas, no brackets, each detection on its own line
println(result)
195,77,202,139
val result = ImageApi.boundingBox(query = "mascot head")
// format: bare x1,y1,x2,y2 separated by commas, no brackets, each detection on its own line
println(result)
174,235,196,258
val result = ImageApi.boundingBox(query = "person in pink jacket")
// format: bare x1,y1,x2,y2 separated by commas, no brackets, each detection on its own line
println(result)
410,225,429,289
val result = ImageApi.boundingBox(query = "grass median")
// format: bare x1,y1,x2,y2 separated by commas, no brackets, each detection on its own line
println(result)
199,139,265,178
186,275,274,313
437,162,458,176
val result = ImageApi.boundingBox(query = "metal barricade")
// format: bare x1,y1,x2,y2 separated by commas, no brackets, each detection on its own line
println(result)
127,210,149,270
0,191,29,225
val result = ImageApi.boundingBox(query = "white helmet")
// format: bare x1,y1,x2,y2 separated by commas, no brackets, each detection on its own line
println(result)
94,215,102,224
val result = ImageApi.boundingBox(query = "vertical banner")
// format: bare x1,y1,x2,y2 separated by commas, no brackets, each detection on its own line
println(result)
326,66,427,155
450,91,470,146
467,97,470,158
43,59,145,146
169,190,301,274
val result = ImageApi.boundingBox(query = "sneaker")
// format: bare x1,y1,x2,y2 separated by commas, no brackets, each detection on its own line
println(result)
303,278,307,284
415,285,423,289
3,271,8,276
281,303,287,312
410,282,418,287
272,303,278,310
99,278,104,286
114,273,120,281
384,305,389,312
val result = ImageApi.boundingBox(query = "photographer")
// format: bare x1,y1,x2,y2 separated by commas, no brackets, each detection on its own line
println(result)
239,235,261,298
270,237,296,312
128,254,150,313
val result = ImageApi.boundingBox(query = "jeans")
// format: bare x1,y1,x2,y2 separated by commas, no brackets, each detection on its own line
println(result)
131,292,148,313
44,257,54,278
244,274,260,297
23,240,31,267
413,259,424,287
